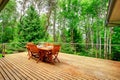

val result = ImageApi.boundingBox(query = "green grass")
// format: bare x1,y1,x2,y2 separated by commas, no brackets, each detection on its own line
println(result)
0,54,3,58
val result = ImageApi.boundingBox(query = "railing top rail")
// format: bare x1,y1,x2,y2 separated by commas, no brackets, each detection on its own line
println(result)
0,42,120,46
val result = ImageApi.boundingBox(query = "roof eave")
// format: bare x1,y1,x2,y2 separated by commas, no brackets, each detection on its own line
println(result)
106,0,116,26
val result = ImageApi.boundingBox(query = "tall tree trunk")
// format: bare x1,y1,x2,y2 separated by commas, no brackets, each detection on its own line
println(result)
1,10,5,57
57,17,62,42
85,15,89,50
19,0,28,23
88,25,91,48
46,0,52,32
109,27,112,59
61,18,66,42
99,35,102,58
91,29,94,48
85,30,88,49
91,17,94,49
106,30,109,59
96,30,99,58
104,27,107,59
71,28,74,43
53,7,56,42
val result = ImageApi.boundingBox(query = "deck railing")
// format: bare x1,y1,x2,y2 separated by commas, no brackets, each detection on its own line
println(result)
0,42,120,60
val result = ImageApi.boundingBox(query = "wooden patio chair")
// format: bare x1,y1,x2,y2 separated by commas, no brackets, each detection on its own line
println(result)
26,42,40,60
52,45,61,63
26,42,48,63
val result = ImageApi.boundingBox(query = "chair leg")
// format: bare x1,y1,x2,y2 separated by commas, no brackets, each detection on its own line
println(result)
37,53,42,63
54,56,60,63
27,50,30,56
53,53,60,63
56,57,60,63
48,54,54,64
37,58,40,63
28,55,32,60
28,52,32,60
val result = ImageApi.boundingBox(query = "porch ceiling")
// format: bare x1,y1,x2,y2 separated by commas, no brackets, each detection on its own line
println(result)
106,0,120,27
0,0,9,11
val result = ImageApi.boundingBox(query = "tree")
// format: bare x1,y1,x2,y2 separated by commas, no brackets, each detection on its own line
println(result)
18,5,45,42
0,0,17,43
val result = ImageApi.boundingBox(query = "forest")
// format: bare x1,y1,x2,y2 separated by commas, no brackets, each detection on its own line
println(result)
0,0,120,61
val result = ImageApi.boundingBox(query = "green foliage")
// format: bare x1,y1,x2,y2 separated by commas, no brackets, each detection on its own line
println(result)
75,43,85,52
18,5,45,42
5,42,26,54
2,27,13,42
77,52,89,56
0,0,17,43
0,54,2,58
112,27,120,61
0,44,2,53
58,0,83,55
88,48,98,57
40,14,49,41
59,0,82,43
60,43,74,54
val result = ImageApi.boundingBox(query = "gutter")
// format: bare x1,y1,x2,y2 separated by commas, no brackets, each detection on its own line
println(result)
105,0,116,26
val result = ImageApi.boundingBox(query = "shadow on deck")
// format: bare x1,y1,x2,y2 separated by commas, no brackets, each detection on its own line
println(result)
0,52,120,80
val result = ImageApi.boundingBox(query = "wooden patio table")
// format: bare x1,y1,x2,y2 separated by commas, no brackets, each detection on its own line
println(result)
37,46,54,63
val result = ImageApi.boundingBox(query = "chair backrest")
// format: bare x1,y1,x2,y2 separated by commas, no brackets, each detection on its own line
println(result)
44,43,54,47
52,45,61,55
44,43,49,46
26,42,39,53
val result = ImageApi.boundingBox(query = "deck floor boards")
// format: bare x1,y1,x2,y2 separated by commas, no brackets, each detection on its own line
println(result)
0,52,120,80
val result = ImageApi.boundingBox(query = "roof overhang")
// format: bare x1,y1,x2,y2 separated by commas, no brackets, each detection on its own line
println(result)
106,0,120,27
0,0,9,12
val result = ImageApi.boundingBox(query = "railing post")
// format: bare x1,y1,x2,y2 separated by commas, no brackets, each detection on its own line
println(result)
2,43,5,57
75,43,76,54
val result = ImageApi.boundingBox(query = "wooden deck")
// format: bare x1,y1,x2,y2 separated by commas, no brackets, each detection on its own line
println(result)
0,52,120,80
